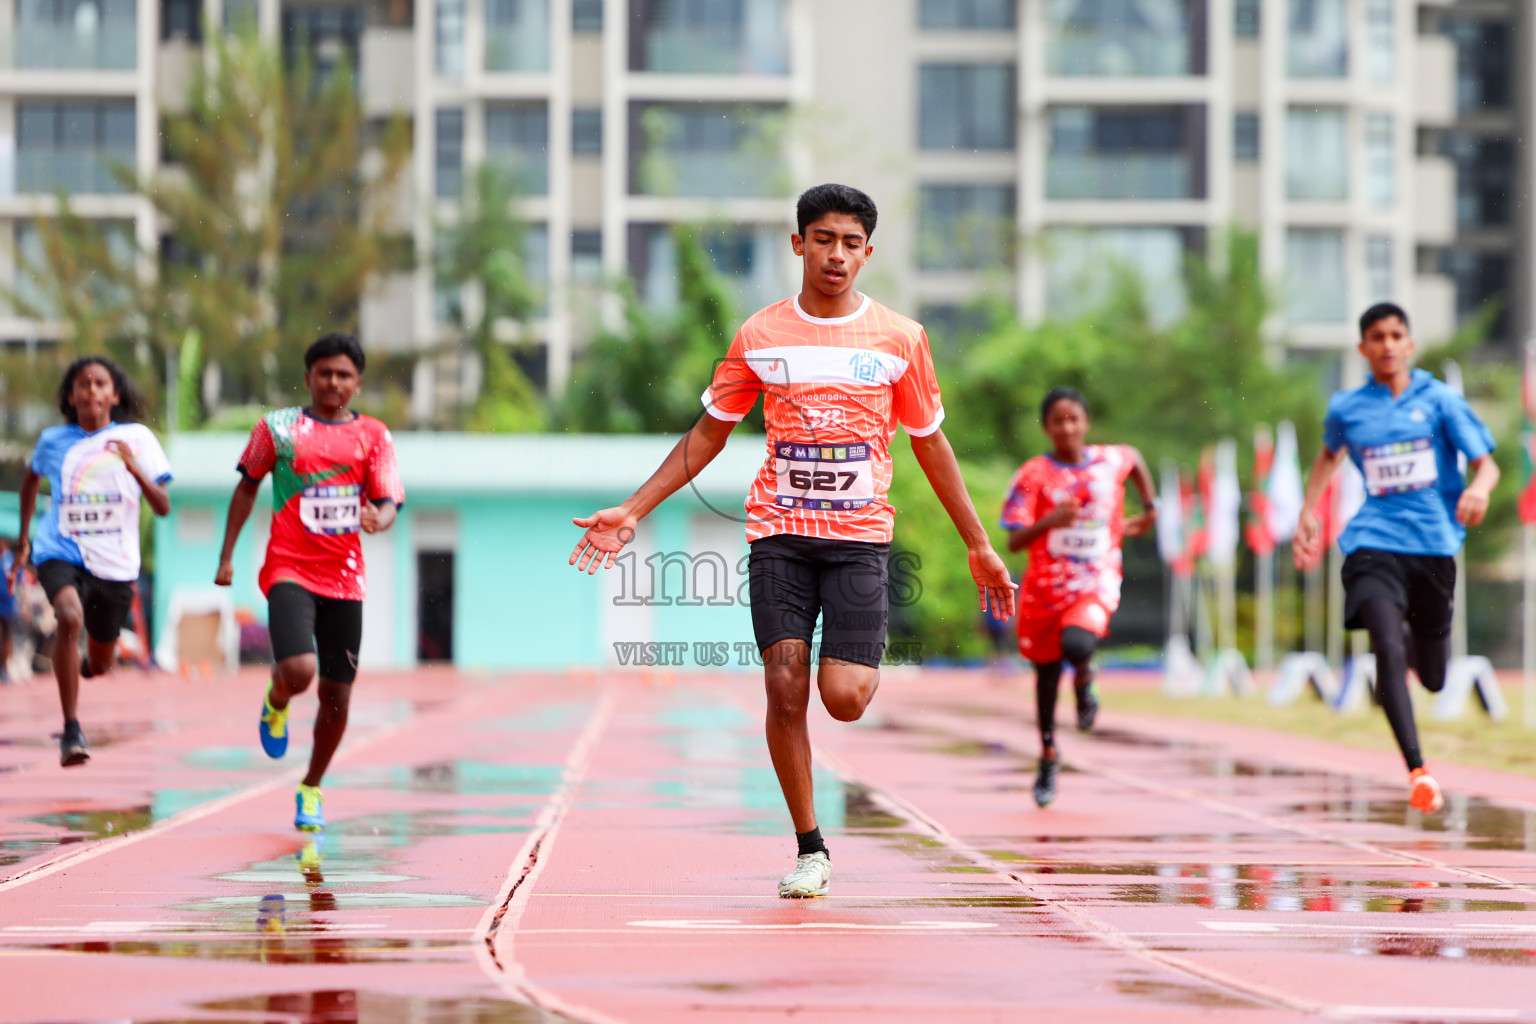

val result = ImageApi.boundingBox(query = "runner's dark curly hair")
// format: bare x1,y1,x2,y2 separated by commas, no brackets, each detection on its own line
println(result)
57,355,144,424
1040,386,1089,424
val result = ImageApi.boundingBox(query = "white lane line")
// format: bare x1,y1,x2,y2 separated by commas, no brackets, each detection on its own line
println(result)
1331,1009,1519,1022
810,742,1335,1020
0,693,483,896
1204,920,1536,936
471,687,620,1024
626,919,998,932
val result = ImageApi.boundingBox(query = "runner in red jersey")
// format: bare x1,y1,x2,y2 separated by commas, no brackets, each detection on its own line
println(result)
215,333,404,831
1002,388,1155,808
570,184,1016,898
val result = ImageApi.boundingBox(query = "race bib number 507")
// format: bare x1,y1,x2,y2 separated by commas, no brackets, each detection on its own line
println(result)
300,484,362,535
59,494,127,537
773,441,874,511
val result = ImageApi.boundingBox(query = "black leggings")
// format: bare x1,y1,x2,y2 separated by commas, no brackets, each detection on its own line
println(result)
1357,598,1451,772
1033,627,1098,750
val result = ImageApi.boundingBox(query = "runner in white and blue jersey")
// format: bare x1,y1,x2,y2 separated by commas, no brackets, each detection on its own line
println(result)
1292,303,1498,815
8,357,172,766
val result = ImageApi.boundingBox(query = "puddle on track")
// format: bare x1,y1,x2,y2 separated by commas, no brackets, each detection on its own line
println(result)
137,989,568,1024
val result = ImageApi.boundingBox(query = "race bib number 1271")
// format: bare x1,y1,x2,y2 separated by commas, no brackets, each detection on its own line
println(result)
300,484,362,535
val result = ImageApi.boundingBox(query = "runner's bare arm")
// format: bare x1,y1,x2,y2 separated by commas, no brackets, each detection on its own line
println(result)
908,428,1017,620
1124,447,1157,538
105,440,170,516
8,469,38,594
214,476,260,586
1292,446,1348,570
361,500,398,534
1456,453,1499,527
1006,502,1079,553
570,414,735,574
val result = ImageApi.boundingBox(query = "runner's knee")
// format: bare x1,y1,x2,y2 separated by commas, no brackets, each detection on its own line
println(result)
54,599,83,635
1060,626,1097,666
764,654,811,726
276,655,317,693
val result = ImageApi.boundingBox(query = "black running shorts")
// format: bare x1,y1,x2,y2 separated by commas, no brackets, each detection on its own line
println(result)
268,582,364,683
748,534,890,668
37,560,135,645
1341,548,1455,636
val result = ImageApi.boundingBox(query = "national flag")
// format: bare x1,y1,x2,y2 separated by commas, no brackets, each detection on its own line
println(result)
1521,340,1536,524
1267,420,1305,544
1246,425,1275,555
1207,438,1242,569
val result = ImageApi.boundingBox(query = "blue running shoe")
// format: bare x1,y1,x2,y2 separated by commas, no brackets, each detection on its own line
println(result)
259,685,288,759
294,784,325,831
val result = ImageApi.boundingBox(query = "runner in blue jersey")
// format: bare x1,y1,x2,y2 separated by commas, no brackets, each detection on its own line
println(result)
1292,303,1498,814
8,357,172,766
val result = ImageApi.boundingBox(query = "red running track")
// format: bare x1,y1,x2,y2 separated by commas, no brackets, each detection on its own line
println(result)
2,667,1536,1022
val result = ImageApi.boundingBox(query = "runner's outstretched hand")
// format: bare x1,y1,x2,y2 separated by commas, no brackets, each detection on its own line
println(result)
968,545,1017,621
6,539,25,595
1455,488,1490,527
571,506,638,574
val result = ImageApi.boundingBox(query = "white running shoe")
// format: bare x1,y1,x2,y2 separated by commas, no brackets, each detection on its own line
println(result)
778,850,831,898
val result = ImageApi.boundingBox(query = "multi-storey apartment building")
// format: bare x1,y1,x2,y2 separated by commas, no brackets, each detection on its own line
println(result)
0,0,1511,418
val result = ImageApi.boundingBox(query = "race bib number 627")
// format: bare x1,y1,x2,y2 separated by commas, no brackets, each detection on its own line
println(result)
773,441,875,511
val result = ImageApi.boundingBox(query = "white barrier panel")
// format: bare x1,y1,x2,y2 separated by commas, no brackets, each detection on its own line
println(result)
1431,656,1509,722
1204,648,1255,698
1336,654,1376,713
1268,652,1340,707
1163,635,1203,698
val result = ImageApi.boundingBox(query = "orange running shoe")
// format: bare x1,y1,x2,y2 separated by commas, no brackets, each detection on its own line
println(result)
1408,768,1444,813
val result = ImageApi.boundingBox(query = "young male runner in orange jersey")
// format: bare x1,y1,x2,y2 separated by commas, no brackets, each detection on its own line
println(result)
570,184,1016,898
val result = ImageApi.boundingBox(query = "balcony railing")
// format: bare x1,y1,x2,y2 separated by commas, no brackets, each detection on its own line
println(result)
639,27,788,75
484,26,549,73
1047,32,1192,77
13,150,134,195
4,23,137,71
1046,153,1193,200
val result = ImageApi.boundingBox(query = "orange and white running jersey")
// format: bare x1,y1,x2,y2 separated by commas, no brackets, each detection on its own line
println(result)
702,293,945,544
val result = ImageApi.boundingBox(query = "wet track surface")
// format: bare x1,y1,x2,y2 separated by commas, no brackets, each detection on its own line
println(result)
3,669,1536,1022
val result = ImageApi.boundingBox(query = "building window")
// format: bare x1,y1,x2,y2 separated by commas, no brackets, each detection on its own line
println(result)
630,102,786,198
572,230,604,284
1446,18,1512,113
1285,228,1347,323
1364,113,1393,208
1365,234,1393,302
1235,0,1260,38
435,108,464,199
1047,106,1206,200
1288,0,1347,79
628,223,785,313
1047,0,1199,77
1285,107,1347,201
16,0,137,70
1443,249,1508,336
573,0,603,32
918,64,1016,151
282,6,363,87
629,0,789,75
1445,134,1514,230
1046,227,1192,325
919,0,1015,29
16,100,136,195
162,0,202,41
436,0,465,79
15,221,134,316
917,184,1016,270
486,0,551,72
572,108,603,156
1234,112,1260,161
1364,0,1394,85
223,0,257,33
486,104,550,196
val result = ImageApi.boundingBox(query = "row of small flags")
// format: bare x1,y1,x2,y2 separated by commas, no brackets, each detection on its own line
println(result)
1158,342,1536,576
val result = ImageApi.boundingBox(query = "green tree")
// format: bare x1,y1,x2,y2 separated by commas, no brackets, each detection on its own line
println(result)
3,26,411,426
559,226,753,433
436,164,546,432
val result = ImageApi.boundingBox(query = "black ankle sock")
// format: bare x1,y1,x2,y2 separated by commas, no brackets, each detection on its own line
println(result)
79,660,96,679
63,718,80,734
796,827,828,858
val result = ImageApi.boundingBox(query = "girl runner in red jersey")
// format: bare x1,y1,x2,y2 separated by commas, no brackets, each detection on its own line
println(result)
1001,388,1155,807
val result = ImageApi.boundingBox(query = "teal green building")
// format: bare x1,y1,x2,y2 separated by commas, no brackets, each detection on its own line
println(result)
155,433,765,670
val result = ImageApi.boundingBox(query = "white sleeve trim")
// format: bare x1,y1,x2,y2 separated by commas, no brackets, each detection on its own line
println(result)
902,407,946,437
700,388,747,422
